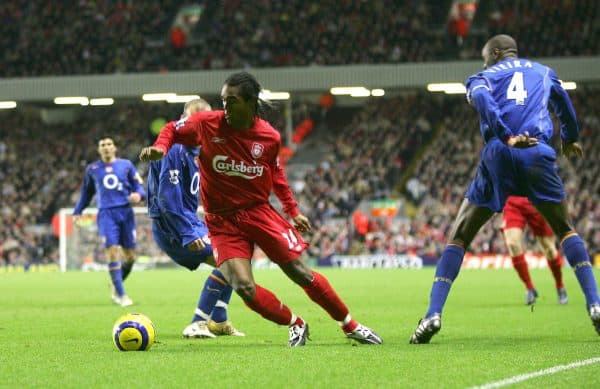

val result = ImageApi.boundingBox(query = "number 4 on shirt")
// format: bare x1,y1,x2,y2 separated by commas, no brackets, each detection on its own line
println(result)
507,71,527,105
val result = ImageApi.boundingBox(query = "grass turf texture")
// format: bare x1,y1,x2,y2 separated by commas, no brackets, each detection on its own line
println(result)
1,268,599,388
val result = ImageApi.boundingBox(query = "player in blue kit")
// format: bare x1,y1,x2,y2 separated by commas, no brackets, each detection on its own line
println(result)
148,98,243,338
73,137,146,307
410,34,600,344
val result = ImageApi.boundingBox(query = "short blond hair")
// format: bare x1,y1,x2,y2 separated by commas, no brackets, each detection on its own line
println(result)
183,98,211,116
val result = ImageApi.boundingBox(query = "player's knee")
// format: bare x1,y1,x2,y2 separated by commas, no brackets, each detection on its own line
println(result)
232,278,256,301
105,246,120,260
506,241,522,256
280,260,312,286
539,242,557,260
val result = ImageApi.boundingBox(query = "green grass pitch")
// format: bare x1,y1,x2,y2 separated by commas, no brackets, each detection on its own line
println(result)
1,267,599,388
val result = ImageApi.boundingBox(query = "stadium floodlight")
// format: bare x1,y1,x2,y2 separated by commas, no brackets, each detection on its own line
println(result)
443,84,467,94
89,98,114,106
54,97,89,105
0,101,17,109
426,83,450,92
426,83,466,94
426,83,467,94
330,86,370,96
142,93,176,101
260,90,290,100
350,89,371,97
371,89,385,97
560,81,577,90
166,94,201,103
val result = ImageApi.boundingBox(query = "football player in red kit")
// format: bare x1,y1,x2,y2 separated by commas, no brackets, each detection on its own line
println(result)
140,72,382,347
502,196,567,305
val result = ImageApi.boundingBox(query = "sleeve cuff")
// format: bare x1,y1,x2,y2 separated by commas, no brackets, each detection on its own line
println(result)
286,207,300,219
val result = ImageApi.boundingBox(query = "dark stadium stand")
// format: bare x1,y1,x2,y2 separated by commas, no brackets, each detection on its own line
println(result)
1,1,597,77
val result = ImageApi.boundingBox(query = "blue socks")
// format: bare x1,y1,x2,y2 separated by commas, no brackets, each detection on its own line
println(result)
422,235,600,319
108,261,125,297
212,287,233,323
426,245,465,318
561,234,600,307
192,269,233,323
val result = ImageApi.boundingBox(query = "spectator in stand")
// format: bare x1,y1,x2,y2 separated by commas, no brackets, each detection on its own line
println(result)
1,1,597,76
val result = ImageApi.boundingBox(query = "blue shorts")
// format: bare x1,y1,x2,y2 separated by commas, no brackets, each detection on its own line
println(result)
97,206,136,249
151,219,213,271
465,139,566,212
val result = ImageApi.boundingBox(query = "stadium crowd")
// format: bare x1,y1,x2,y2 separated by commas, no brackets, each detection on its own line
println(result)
1,1,597,77
0,99,305,267
1,90,598,267
298,88,600,261
0,103,168,266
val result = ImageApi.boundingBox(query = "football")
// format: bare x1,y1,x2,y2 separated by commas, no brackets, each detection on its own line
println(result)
112,313,156,351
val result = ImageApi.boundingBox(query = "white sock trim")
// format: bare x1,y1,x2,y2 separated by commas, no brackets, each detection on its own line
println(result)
215,300,228,309
339,314,352,327
194,308,209,320
289,314,297,326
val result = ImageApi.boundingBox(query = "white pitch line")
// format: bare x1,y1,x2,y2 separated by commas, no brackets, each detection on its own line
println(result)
470,357,600,389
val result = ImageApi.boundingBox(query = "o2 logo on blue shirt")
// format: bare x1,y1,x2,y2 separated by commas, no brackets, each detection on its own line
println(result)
103,173,123,191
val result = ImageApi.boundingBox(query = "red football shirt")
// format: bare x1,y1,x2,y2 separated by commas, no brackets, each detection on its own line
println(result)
153,110,299,217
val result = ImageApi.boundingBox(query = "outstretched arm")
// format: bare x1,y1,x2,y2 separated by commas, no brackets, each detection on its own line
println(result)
73,168,95,215
140,114,203,162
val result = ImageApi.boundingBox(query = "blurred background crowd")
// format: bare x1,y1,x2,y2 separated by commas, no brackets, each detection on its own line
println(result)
1,0,599,267
1,0,598,76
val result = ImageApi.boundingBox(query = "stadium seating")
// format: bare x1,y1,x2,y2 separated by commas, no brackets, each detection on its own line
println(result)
299,88,600,261
1,88,599,266
1,1,597,77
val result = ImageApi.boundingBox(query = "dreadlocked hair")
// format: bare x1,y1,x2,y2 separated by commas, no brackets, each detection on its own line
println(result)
224,71,277,119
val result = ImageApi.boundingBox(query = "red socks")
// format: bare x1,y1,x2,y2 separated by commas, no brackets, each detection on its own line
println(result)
244,284,293,325
547,253,565,289
302,271,358,332
244,273,360,333
511,254,534,289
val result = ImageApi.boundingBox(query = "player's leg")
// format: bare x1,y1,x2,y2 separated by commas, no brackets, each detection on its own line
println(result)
247,204,381,344
535,235,567,304
106,245,127,303
207,282,245,337
410,199,494,344
192,261,244,337
504,227,538,304
150,220,223,338
119,207,137,281
120,248,136,281
534,201,600,333
183,266,241,339
279,258,382,344
219,257,307,346
528,207,566,301
99,209,131,306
